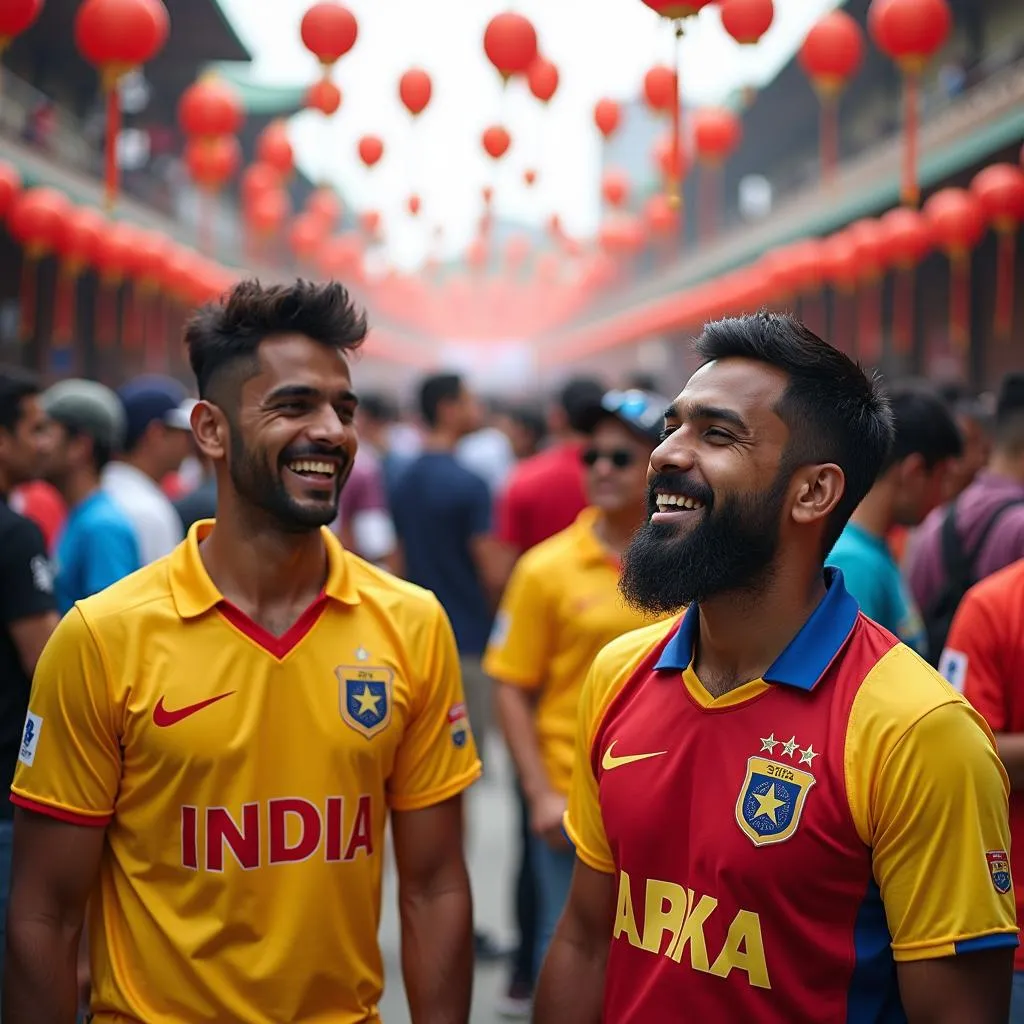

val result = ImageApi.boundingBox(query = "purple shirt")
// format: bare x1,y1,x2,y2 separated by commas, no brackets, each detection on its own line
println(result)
338,451,388,524
907,471,1024,614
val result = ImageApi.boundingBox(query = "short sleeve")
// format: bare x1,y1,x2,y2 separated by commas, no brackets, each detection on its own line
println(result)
941,586,1005,721
83,524,140,598
564,660,615,874
388,601,482,812
11,607,121,825
482,555,555,690
494,479,525,550
466,473,492,539
870,701,1018,960
0,515,56,624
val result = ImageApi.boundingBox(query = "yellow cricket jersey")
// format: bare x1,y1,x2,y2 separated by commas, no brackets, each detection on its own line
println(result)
12,521,481,1024
564,569,1017,1022
482,508,661,797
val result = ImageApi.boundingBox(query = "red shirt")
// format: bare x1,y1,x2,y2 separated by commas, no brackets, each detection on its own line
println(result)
10,481,66,553
941,559,1024,968
494,441,587,553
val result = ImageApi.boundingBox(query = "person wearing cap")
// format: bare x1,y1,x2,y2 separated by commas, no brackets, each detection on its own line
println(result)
39,380,140,614
102,375,193,565
484,388,668,974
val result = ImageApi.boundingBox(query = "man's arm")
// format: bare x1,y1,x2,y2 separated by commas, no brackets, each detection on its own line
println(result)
4,811,106,1023
9,613,58,678
897,950,1013,1024
534,861,616,1024
494,683,565,847
391,796,473,1024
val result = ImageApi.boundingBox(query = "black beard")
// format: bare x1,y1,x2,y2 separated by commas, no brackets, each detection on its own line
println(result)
619,470,790,615
228,426,348,534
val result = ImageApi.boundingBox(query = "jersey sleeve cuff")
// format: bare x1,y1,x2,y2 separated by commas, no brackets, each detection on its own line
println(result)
481,657,542,690
387,763,482,813
892,929,1020,962
10,791,112,827
563,813,615,874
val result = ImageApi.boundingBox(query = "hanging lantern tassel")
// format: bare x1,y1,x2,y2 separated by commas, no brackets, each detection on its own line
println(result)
143,283,165,372
125,281,144,352
857,273,883,364
668,22,685,211
995,224,1015,340
900,67,920,208
949,248,970,353
102,67,122,213
97,274,120,350
892,264,915,355
819,90,839,188
19,250,39,344
834,286,856,357
53,264,79,348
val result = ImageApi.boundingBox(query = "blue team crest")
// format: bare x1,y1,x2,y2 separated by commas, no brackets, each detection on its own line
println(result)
336,665,393,739
987,850,1012,895
735,756,817,847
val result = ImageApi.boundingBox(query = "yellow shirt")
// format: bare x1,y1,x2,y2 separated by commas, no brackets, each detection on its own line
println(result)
565,573,1017,1020
12,522,481,1024
483,508,660,796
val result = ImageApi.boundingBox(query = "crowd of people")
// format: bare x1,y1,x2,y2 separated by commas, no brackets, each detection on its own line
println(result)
0,278,1022,1022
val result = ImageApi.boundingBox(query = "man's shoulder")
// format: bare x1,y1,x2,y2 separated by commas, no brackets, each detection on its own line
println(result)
74,555,170,628
345,551,444,623
590,618,681,694
0,500,45,550
960,558,1024,615
506,444,574,490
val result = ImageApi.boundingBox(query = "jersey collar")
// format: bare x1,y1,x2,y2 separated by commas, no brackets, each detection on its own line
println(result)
654,567,859,691
170,520,361,620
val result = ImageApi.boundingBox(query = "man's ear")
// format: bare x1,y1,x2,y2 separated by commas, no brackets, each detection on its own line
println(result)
191,401,228,462
789,462,845,529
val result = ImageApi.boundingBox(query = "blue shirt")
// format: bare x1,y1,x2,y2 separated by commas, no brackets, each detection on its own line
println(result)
392,452,493,655
55,489,141,613
827,522,927,656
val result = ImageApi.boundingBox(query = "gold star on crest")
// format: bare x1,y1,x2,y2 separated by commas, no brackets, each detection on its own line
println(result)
752,783,787,824
354,685,382,716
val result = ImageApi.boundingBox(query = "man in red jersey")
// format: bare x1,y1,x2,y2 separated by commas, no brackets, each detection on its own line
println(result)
534,313,1017,1024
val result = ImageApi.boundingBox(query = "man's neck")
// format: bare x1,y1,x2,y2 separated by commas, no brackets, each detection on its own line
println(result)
119,452,161,484
594,507,643,555
693,565,827,699
848,479,895,540
987,451,1024,484
423,428,458,453
63,470,100,509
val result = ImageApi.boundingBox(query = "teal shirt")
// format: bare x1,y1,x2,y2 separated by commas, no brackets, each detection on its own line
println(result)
826,522,927,657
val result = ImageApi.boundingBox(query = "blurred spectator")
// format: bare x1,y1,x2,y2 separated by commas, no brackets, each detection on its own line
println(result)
936,383,994,500
356,392,415,501
909,373,1024,663
496,405,546,462
335,451,399,573
828,383,961,658
10,480,66,554
457,397,517,496
0,368,58,985
40,380,140,613
104,377,192,564
22,99,56,152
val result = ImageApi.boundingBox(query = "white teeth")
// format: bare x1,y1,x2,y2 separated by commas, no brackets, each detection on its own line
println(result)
655,493,704,511
288,460,337,476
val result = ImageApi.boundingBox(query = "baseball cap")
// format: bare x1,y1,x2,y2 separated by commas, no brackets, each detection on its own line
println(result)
576,388,672,446
41,379,127,451
164,398,198,432
117,375,188,450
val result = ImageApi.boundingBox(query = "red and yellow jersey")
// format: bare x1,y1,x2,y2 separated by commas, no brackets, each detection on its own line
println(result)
566,568,1017,1024
940,559,1024,969
483,508,660,796
12,522,481,1024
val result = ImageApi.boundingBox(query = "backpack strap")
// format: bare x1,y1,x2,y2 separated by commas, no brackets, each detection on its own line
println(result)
963,497,1024,577
941,496,1024,593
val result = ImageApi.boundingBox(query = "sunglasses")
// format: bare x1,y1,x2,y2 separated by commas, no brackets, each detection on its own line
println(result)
582,447,636,469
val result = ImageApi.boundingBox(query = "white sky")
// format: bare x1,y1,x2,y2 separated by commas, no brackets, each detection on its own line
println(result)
217,0,841,270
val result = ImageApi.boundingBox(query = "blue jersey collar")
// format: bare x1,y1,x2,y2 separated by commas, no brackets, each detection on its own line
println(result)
654,567,859,691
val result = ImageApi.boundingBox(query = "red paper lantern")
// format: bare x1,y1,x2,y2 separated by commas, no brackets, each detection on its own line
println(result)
319,234,363,280
482,186,494,206
878,206,934,268
483,12,538,80
94,222,138,282
306,78,342,116
241,163,281,208
527,57,559,104
645,193,679,237
924,188,985,256
466,237,488,270
693,108,742,163
306,188,342,229
599,215,645,257
868,0,951,73
820,232,859,290
653,134,687,181
971,163,1024,233
288,213,327,263
601,170,630,208
399,68,432,117
643,65,676,114
523,169,537,187
594,99,621,139
55,207,105,272
178,75,244,138
846,218,886,280
0,0,42,49
130,229,170,287
482,125,511,161
360,209,381,236
9,187,72,256
358,135,384,168
0,162,22,218
256,121,294,176
799,11,864,94
246,189,290,237
640,1,715,19
407,194,422,217
184,136,241,191
719,0,774,45
300,3,358,68
74,0,169,72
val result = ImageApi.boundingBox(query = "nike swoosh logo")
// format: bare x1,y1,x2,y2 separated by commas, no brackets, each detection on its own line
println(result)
601,741,667,771
153,692,236,728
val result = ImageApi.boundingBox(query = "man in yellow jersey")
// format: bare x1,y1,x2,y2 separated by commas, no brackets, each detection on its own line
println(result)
534,313,1017,1024
485,389,666,974
5,280,481,1024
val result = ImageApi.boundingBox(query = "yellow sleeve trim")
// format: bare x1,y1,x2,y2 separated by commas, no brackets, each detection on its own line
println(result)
387,763,482,813
564,813,615,875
